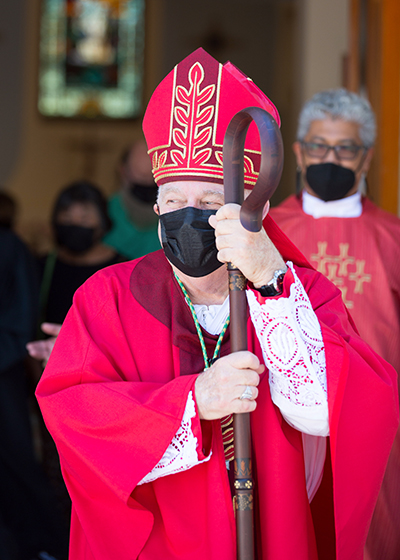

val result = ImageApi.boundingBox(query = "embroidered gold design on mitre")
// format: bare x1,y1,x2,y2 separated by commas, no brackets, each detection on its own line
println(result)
143,48,281,187
171,62,215,166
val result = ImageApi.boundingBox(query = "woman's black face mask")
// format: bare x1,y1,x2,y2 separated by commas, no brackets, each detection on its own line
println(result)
55,224,97,254
159,206,223,278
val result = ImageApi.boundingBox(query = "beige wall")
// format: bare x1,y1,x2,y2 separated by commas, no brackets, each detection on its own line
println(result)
296,0,349,105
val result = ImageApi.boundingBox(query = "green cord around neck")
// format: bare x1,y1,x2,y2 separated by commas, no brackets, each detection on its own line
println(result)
174,272,230,369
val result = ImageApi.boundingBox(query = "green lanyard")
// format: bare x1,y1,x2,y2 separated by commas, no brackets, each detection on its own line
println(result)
174,272,230,369
37,251,57,338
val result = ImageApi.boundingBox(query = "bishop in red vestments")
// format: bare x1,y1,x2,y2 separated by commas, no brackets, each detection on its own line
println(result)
36,52,398,560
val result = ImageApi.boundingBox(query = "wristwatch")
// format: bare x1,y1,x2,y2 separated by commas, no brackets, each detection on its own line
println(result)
253,268,287,297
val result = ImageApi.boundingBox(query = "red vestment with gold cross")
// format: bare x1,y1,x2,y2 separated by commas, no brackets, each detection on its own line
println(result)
270,194,400,559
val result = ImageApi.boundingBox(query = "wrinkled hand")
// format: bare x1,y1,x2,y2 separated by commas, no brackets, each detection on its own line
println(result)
26,322,62,365
209,203,286,287
195,351,265,420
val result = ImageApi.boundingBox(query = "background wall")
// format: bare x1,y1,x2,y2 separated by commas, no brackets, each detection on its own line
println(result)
296,0,349,102
0,0,349,248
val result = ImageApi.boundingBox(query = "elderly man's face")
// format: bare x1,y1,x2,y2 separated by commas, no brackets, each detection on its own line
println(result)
293,117,374,198
153,181,225,280
155,181,225,215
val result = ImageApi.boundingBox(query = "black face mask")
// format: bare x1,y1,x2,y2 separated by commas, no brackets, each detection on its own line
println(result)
159,207,223,278
306,163,356,202
129,182,158,204
55,224,97,254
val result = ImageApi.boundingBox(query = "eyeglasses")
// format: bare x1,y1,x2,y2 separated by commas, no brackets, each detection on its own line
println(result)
301,141,366,161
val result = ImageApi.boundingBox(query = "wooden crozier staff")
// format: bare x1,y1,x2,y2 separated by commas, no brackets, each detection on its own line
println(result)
223,106,284,560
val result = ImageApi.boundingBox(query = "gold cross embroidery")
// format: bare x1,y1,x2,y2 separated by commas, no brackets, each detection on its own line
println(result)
310,241,372,308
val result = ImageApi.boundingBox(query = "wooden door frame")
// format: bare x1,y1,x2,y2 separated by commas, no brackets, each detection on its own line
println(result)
347,0,400,215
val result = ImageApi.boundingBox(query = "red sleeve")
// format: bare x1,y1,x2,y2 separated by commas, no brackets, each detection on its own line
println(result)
36,268,206,505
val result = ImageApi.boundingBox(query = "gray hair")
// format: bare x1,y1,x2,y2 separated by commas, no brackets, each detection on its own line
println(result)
297,88,376,148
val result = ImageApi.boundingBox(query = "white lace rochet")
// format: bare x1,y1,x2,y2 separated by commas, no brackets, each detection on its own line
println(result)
246,262,329,437
137,391,211,485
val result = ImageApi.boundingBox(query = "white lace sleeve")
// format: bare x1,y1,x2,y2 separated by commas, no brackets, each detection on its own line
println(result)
246,262,329,437
137,391,212,485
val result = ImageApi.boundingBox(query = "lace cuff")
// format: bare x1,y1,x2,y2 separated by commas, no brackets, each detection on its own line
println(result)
247,262,329,436
137,391,212,485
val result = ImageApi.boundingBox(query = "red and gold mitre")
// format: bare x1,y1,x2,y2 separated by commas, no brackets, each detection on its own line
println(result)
142,48,280,187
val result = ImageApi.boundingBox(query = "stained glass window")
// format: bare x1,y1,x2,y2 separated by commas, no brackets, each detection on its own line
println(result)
38,0,145,119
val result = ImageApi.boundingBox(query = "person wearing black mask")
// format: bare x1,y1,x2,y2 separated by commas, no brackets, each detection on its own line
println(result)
36,180,124,327
159,206,223,277
103,139,161,259
270,88,400,560
28,181,124,367
34,49,398,560
293,100,373,203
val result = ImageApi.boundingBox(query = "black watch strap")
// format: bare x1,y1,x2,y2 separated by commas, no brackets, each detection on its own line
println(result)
253,268,287,297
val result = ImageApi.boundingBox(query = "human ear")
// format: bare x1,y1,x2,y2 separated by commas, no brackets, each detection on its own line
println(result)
362,148,374,175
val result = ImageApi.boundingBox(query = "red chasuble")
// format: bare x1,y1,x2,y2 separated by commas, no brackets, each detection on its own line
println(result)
36,217,398,560
270,195,400,559
270,195,400,375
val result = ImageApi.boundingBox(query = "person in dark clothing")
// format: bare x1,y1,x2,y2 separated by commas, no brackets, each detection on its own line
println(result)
28,181,125,364
0,227,69,560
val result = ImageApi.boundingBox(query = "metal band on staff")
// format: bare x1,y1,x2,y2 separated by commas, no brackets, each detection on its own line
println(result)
223,106,284,560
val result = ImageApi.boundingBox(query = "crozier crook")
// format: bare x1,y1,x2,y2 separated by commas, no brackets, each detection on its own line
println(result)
223,106,284,560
